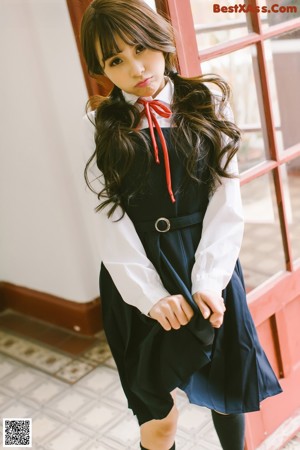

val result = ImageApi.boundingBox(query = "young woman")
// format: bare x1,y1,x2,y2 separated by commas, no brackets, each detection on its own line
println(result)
80,1,282,449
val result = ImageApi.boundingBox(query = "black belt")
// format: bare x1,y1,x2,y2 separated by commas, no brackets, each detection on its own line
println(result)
135,211,204,233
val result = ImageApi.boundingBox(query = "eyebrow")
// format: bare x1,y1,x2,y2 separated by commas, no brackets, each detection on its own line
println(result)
103,50,122,62
102,39,139,63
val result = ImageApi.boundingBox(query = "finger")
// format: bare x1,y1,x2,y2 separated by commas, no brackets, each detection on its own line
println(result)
161,299,185,329
196,298,212,319
179,300,194,323
150,308,172,331
158,314,172,331
210,320,222,328
173,308,189,326
209,312,224,328
170,300,190,326
171,309,187,326
201,293,225,315
167,295,193,326
165,310,181,330
219,298,226,313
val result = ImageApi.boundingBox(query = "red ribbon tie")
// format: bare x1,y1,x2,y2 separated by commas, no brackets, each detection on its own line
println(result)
138,99,175,203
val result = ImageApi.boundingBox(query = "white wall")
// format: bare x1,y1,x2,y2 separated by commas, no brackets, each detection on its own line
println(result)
0,0,101,302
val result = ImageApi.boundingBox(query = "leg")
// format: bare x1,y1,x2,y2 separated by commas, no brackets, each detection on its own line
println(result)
211,410,245,450
140,390,178,450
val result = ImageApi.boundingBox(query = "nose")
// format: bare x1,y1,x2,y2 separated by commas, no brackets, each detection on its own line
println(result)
129,58,145,77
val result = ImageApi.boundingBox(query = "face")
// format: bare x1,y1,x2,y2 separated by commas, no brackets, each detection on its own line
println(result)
95,35,166,98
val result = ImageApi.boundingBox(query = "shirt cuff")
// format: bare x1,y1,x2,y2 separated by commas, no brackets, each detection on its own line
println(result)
137,286,170,316
102,261,170,316
191,272,224,297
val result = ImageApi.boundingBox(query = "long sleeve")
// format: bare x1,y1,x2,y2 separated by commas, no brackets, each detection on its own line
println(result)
191,155,244,295
191,102,244,296
82,113,170,315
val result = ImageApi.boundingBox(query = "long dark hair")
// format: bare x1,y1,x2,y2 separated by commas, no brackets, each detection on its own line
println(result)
81,0,241,217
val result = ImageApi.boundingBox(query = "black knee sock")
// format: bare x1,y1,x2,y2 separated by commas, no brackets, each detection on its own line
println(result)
140,443,175,450
211,410,245,450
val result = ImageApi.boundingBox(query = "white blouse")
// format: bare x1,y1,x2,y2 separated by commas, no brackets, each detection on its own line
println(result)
82,79,244,315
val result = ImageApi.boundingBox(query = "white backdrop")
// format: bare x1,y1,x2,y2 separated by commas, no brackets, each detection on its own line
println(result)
0,0,102,302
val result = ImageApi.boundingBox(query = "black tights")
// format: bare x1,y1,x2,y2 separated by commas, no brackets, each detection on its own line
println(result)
140,411,244,450
140,444,175,450
211,410,245,450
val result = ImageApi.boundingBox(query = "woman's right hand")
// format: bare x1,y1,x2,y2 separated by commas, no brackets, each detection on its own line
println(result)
148,294,194,331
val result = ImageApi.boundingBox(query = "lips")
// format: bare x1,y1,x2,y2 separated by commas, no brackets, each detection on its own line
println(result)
135,77,152,87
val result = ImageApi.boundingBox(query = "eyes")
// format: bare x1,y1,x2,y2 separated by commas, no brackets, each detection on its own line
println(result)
109,44,146,67
136,44,146,54
109,57,122,67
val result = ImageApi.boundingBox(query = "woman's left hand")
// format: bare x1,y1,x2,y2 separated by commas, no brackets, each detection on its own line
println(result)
193,291,226,328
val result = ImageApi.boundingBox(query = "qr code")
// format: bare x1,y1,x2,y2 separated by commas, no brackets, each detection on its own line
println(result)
3,418,32,447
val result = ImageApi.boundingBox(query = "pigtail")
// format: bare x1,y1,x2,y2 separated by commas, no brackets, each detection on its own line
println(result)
87,87,152,218
170,73,241,193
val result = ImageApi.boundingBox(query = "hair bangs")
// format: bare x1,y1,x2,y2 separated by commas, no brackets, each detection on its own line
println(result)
96,15,160,65
81,0,177,76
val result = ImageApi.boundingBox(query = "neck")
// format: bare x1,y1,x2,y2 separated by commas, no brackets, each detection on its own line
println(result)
152,76,168,99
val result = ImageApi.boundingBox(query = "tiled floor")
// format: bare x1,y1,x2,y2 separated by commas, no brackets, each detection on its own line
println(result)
0,311,111,385
0,311,300,450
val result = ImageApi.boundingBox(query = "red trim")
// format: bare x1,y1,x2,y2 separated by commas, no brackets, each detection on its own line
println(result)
0,282,102,335
262,17,300,39
273,167,294,271
248,0,262,34
247,267,300,325
156,0,200,76
240,160,278,184
198,33,261,62
274,309,293,378
280,142,300,163
256,40,280,162
66,0,97,97
197,16,300,62
66,0,113,97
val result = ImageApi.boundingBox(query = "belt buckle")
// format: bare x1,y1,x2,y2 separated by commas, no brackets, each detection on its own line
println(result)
155,217,171,233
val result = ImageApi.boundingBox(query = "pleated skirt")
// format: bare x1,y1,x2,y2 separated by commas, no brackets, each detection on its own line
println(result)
100,213,282,425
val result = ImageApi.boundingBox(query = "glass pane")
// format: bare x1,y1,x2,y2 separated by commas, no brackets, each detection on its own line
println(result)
145,0,156,9
201,46,269,173
240,172,286,292
190,0,252,51
281,159,300,262
260,0,300,29
264,29,300,151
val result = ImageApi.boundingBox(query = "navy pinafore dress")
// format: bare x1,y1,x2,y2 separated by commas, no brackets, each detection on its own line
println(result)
100,126,282,425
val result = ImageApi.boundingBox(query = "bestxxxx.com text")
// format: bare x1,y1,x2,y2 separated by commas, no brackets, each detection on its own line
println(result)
213,3,298,13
